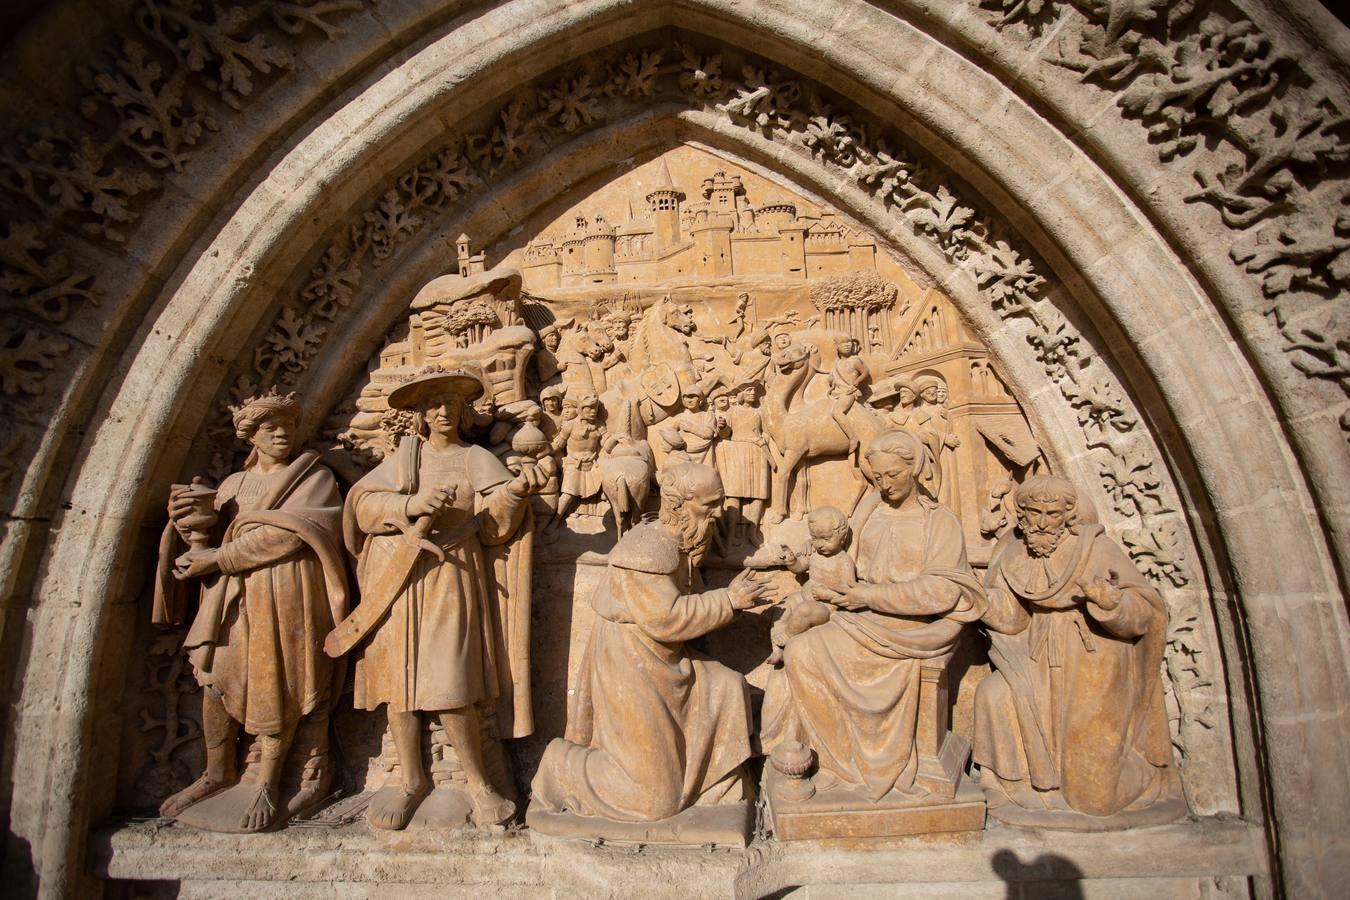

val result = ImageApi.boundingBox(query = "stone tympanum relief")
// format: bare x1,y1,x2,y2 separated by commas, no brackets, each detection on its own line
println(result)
138,146,1197,846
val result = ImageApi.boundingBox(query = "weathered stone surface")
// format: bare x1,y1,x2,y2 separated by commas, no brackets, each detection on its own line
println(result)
0,1,1345,897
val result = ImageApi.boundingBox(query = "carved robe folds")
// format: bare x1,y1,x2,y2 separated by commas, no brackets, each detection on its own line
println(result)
530,522,753,843
761,493,985,801
974,525,1186,829
343,436,533,733
156,452,348,738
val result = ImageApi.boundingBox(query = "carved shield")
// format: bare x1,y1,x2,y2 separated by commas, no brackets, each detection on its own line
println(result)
640,363,681,407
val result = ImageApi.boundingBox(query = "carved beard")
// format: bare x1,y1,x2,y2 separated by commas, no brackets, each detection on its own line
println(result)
675,506,717,565
1024,526,1066,558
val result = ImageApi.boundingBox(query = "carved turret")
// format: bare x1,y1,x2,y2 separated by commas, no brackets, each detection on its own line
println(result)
646,159,685,252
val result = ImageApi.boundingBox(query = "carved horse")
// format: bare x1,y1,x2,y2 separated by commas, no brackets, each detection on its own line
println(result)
760,335,887,519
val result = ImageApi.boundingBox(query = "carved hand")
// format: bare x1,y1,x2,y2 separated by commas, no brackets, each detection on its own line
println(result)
173,548,220,581
1084,574,1123,612
728,569,772,609
814,581,868,611
509,461,551,497
408,484,457,518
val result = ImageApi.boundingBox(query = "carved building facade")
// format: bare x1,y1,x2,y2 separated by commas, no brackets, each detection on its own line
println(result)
0,2,1346,898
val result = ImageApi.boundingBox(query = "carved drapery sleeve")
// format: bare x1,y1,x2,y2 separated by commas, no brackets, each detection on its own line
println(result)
611,566,734,644
215,525,305,576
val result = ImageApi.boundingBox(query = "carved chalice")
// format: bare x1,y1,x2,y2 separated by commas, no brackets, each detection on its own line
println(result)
770,740,817,802
171,479,218,549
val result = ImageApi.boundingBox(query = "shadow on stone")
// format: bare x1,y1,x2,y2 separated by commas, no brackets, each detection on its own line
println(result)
991,848,1085,899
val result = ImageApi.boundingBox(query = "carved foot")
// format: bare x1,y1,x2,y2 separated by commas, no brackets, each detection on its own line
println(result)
469,785,517,828
367,783,430,831
239,783,279,832
160,774,232,819
766,645,785,667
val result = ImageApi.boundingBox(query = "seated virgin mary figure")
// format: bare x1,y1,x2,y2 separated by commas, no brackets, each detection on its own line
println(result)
761,429,986,808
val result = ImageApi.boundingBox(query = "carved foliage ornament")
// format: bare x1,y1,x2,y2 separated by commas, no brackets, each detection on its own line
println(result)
0,0,366,491
977,0,1350,434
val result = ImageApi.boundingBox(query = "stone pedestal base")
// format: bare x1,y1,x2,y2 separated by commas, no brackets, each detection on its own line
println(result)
526,800,752,847
765,767,986,841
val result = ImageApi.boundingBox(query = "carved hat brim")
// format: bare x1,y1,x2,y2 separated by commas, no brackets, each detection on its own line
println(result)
870,375,917,402
410,266,523,311
386,371,485,410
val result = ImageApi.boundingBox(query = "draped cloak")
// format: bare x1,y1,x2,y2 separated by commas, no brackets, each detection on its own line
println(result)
152,451,349,737
531,522,752,821
761,491,986,801
974,526,1180,819
342,436,535,737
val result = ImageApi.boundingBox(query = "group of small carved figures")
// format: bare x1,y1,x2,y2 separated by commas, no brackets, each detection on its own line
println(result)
151,271,1185,842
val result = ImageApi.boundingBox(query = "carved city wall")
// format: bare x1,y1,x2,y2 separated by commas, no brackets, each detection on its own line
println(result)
0,2,1344,897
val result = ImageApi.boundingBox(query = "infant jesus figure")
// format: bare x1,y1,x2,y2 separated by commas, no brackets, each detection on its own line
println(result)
766,506,856,667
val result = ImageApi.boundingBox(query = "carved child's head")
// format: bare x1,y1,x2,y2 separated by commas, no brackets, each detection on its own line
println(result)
681,386,705,411
834,335,858,357
1014,475,1079,558
807,506,850,556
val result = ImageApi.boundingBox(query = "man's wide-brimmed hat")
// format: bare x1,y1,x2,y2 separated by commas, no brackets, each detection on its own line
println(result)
387,366,486,410
870,375,917,404
410,267,522,311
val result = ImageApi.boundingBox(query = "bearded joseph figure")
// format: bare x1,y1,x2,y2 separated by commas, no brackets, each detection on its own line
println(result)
529,462,774,840
974,475,1185,829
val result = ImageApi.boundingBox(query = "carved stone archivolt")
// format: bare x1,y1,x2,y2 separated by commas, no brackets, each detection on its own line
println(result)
7,2,1348,896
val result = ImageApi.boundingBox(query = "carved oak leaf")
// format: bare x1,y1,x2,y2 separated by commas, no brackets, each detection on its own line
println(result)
266,0,364,40
677,45,723,98
166,2,295,109
1072,375,1137,440
1099,444,1164,516
490,99,533,169
910,186,974,243
0,328,71,397
539,75,602,133
300,245,361,321
1123,519,1189,587
613,50,663,99
0,222,97,323
363,190,425,263
84,39,215,173
258,305,325,375
970,239,1043,311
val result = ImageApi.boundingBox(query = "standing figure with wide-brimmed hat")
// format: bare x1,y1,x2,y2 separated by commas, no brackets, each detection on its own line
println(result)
326,365,549,831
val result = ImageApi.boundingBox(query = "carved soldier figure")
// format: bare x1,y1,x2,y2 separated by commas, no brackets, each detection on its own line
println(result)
659,384,718,465
975,475,1186,829
714,382,774,546
547,390,618,531
529,463,774,841
827,334,870,455
325,367,548,831
153,389,349,833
